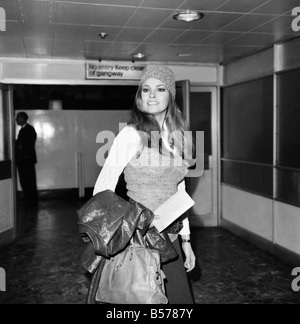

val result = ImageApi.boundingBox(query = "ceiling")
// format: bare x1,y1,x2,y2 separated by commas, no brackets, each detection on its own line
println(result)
1,0,300,65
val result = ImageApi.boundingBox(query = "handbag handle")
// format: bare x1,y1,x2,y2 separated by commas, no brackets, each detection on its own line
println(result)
131,229,147,248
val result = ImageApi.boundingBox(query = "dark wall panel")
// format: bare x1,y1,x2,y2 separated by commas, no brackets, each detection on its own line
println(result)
278,69,300,169
222,77,273,164
13,85,138,110
277,169,300,207
277,68,300,207
221,77,274,196
222,160,273,198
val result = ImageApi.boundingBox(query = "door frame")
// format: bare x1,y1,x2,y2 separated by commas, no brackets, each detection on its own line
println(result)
0,84,17,245
189,85,220,226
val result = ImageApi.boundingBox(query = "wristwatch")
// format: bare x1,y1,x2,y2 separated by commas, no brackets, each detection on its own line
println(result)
181,239,191,243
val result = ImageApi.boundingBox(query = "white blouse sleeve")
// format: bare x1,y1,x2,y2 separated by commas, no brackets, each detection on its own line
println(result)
177,180,191,236
162,126,191,236
93,125,141,195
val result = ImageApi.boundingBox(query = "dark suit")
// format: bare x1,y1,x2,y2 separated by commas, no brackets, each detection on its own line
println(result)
16,123,38,206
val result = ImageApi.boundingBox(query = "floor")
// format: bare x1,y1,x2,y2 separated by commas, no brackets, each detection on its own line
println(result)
0,197,299,304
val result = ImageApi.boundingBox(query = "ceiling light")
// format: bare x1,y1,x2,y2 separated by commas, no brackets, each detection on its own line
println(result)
177,54,193,57
99,32,108,39
173,10,204,22
131,53,147,59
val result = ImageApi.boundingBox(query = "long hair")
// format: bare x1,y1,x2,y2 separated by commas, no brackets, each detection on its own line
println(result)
129,85,195,166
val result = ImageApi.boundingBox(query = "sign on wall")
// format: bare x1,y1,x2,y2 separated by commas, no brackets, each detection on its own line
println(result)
86,61,147,80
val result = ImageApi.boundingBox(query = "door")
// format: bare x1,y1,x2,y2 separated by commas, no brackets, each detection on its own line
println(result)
176,82,219,227
0,85,16,245
188,86,218,227
176,80,190,124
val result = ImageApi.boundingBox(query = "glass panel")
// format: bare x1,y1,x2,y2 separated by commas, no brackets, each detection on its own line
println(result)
277,168,300,207
277,68,300,207
175,80,190,121
222,77,273,164
190,92,211,169
222,160,273,198
278,68,300,169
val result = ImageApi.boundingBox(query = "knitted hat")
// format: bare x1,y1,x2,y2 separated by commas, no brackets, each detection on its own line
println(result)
140,65,176,98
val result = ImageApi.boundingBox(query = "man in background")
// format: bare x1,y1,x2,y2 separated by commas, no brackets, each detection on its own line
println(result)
15,112,38,207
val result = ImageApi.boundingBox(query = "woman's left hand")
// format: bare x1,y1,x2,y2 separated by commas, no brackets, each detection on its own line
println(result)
181,242,196,272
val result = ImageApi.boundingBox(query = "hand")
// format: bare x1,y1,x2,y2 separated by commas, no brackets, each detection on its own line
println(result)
181,242,196,272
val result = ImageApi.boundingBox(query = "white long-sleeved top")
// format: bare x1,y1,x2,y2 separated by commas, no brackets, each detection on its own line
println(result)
93,125,190,235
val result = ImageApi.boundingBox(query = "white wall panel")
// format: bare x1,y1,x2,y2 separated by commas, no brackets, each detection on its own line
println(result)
79,110,131,188
29,110,78,190
1,60,86,84
16,110,131,191
222,47,274,86
274,201,300,255
0,179,13,233
275,38,300,72
221,184,273,241
169,64,218,84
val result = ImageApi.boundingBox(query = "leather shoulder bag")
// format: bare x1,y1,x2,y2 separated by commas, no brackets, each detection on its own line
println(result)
95,239,168,304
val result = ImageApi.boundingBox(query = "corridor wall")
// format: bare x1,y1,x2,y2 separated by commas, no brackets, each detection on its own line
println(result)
221,38,300,260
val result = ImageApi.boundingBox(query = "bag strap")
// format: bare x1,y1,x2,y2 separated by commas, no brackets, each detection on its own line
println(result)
86,257,106,304
131,229,147,248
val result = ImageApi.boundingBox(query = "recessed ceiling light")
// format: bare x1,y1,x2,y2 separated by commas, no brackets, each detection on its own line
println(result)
99,32,108,39
173,10,204,22
131,53,147,59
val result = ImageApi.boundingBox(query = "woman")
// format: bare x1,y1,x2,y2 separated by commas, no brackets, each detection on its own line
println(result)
93,65,196,304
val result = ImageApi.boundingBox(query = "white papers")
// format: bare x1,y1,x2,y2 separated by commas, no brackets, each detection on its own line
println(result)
152,190,195,232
